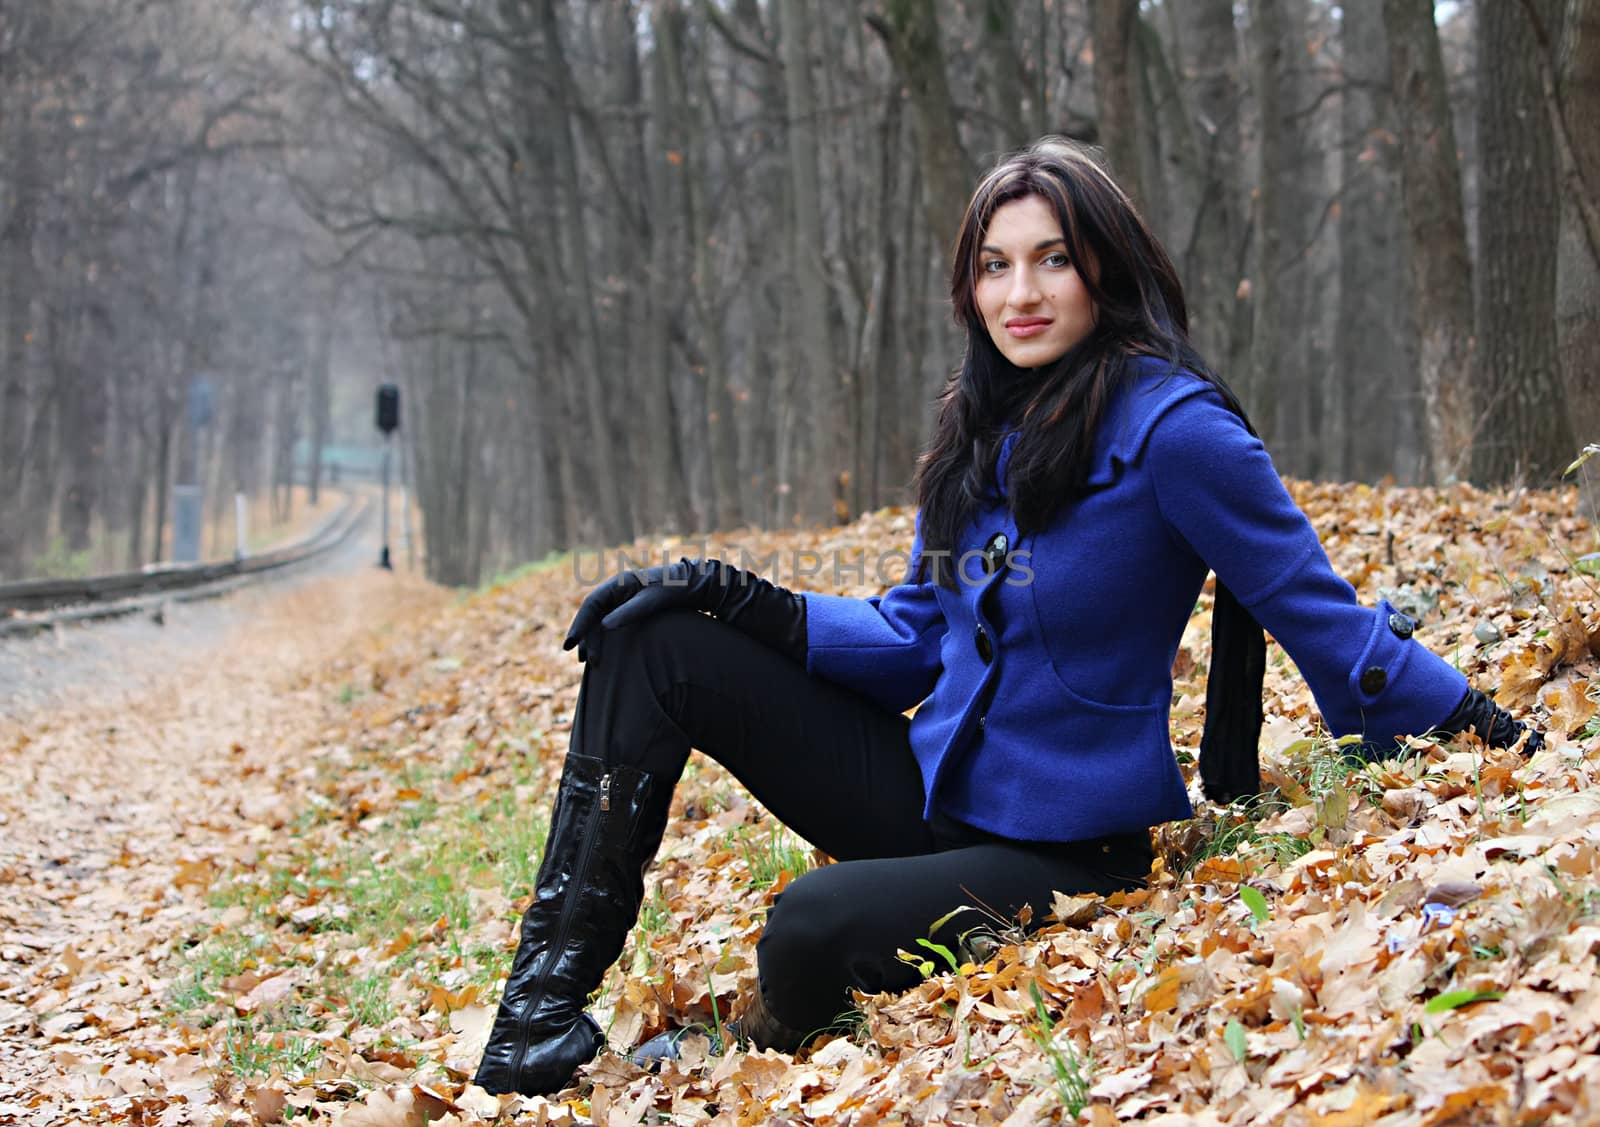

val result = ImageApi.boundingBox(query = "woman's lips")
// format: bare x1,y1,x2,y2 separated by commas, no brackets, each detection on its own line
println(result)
1006,318,1052,338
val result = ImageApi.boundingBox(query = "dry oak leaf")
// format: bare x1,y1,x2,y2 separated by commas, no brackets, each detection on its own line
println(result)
1495,604,1600,709
1541,676,1597,736
332,1085,454,1127
1495,649,1549,711
248,1086,289,1125
1419,1082,1510,1126
1309,1081,1409,1126
235,972,299,1015
1421,880,1483,909
1048,892,1099,928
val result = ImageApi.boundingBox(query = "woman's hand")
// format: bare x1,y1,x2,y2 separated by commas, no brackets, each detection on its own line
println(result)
562,557,807,665
1353,686,1543,763
562,559,712,660
1435,686,1544,754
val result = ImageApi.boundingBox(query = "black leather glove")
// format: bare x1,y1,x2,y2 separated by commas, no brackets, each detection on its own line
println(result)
1433,686,1545,754
562,557,807,665
1351,686,1543,762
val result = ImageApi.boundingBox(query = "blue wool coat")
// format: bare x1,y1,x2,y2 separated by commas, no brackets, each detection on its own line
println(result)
801,358,1469,841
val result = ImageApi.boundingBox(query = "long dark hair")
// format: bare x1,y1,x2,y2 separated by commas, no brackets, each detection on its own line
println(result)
914,137,1248,589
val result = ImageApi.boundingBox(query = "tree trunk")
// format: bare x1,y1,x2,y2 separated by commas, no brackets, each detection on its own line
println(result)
1383,0,1476,481
854,92,901,516
126,424,148,570
56,303,108,553
887,125,929,498
779,0,842,525
0,102,38,578
868,0,973,252
271,366,300,524
1472,0,1573,483
1554,0,1600,489
1132,17,1174,243
535,0,633,547
729,0,786,528
653,0,717,533
306,309,334,506
1091,0,1145,203
603,0,684,537
1336,0,1420,483
1283,0,1329,479
1168,0,1252,382
152,394,174,562
978,0,1030,153
1246,0,1285,446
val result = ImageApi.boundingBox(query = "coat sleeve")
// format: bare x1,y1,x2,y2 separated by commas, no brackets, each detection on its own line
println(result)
1144,389,1469,744
800,516,947,714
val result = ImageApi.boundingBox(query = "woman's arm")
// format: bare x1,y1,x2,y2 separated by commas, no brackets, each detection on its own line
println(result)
562,526,946,714
802,520,949,714
1144,389,1533,753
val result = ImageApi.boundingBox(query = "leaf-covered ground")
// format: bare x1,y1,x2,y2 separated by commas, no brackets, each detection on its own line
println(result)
2,480,1598,1126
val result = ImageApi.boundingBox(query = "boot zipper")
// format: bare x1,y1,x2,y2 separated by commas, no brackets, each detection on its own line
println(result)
509,770,611,1080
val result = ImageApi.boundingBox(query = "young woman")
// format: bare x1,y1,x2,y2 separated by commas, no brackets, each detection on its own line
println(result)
473,137,1538,1097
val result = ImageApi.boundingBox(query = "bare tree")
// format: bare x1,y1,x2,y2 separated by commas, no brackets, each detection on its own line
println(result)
1472,0,1574,483
1091,0,1144,203
1162,0,1252,381
1542,0,1600,472
867,0,973,251
1334,1,1421,483
1384,0,1477,480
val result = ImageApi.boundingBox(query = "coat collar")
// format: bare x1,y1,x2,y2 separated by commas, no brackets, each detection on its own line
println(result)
990,358,1212,497
1084,359,1210,487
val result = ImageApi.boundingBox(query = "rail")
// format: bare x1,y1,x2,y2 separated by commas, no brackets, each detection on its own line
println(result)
0,493,370,636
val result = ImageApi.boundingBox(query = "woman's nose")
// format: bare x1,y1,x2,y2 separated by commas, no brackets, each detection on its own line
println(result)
1010,267,1042,306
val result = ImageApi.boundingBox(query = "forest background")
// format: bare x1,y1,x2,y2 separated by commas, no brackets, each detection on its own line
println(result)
2,0,1598,588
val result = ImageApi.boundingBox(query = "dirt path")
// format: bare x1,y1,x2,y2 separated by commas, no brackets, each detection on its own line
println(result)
0,506,388,723
0,555,447,1124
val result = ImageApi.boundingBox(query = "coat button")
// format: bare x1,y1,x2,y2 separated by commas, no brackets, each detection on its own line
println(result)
977,715,987,732
1360,665,1388,695
983,531,1009,575
975,626,994,664
1388,612,1415,639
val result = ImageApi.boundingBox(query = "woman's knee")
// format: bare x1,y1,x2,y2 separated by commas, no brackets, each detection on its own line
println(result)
756,864,922,1030
758,868,851,971
588,607,703,669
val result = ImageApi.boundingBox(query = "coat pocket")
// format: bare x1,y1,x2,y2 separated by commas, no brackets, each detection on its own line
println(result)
1044,657,1160,715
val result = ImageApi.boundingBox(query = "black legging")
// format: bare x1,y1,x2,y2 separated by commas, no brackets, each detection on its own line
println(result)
571,608,1153,1037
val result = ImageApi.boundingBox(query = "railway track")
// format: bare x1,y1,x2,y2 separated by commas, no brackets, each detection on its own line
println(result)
0,494,372,639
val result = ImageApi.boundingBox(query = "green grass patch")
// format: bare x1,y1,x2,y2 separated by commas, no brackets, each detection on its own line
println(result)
734,823,813,891
1176,729,1394,875
223,1012,325,1078
27,536,94,581
164,744,550,1067
1027,981,1092,1116
479,549,573,591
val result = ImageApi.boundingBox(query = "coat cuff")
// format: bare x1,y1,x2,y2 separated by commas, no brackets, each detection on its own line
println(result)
1341,600,1470,746
801,590,942,713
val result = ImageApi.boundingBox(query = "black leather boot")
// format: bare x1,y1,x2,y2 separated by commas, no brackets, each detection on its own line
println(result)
474,754,675,1096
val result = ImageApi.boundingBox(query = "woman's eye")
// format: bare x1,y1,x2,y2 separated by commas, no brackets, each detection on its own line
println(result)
981,259,1007,275
1043,252,1071,268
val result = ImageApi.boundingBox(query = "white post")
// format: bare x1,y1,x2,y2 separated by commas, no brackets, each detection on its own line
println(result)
235,493,249,560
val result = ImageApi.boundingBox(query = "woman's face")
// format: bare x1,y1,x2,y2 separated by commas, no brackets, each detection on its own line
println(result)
974,194,1095,370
